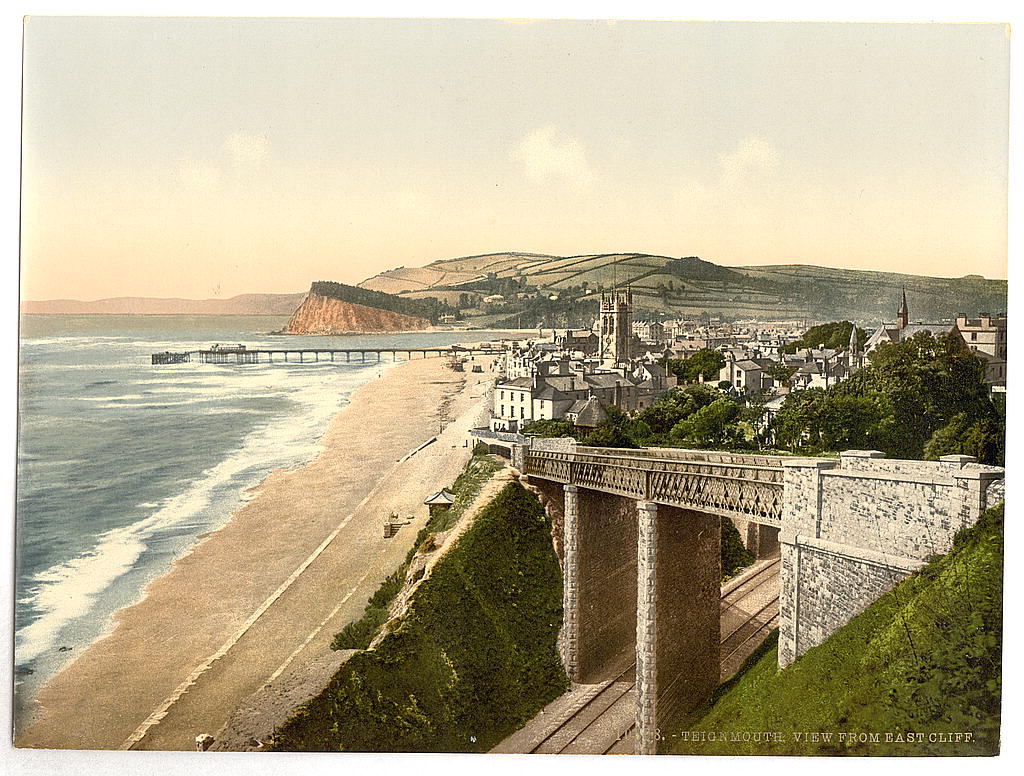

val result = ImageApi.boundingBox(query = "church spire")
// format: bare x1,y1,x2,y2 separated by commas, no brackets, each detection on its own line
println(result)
897,286,909,329
848,322,860,371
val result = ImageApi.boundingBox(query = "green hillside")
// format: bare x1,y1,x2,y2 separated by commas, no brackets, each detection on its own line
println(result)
663,502,1004,757
268,480,568,752
358,253,1007,327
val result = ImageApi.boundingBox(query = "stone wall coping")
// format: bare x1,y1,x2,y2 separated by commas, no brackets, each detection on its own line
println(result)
820,468,956,487
939,454,978,467
780,458,839,469
782,532,925,573
953,468,1005,482
839,449,886,459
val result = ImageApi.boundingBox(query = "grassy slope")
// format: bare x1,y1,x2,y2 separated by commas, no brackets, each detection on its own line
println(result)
269,481,568,752
330,452,504,649
664,503,1003,757
359,252,1007,323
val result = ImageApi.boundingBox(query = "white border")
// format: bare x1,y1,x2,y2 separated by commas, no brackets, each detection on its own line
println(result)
3,5,1020,776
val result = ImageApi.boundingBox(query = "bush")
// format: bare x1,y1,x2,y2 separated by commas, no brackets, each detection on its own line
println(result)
721,519,755,580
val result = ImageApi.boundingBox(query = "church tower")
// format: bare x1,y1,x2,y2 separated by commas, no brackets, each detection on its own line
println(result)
897,287,909,329
599,287,633,364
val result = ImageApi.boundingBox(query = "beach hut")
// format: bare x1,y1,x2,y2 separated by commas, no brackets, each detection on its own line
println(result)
423,489,456,516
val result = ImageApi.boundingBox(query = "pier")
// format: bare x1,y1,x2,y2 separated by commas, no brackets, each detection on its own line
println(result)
151,343,503,366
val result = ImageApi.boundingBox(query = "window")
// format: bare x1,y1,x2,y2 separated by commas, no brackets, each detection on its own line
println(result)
520,406,525,418
500,405,505,416
971,332,978,341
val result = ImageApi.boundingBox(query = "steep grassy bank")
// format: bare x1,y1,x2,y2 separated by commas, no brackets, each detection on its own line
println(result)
664,503,1004,757
269,481,568,752
330,450,503,650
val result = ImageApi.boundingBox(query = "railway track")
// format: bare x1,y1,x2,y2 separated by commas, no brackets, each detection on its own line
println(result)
495,558,780,755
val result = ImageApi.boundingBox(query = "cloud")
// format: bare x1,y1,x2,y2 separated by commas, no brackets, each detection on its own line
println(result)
511,125,596,191
719,136,780,188
224,132,269,165
177,159,223,192
675,135,780,214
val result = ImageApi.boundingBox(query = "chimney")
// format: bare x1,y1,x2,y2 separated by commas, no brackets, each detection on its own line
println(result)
980,312,991,327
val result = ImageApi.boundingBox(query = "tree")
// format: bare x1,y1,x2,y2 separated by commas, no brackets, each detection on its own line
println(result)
771,331,1002,460
634,385,720,438
664,349,726,383
924,413,1004,466
580,424,639,449
784,321,867,354
765,362,797,388
839,331,995,459
671,397,742,448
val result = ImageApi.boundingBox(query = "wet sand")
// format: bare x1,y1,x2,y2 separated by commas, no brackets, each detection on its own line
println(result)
16,353,498,750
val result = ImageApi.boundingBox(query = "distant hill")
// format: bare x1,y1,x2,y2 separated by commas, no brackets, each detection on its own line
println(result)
21,292,307,316
359,252,1008,326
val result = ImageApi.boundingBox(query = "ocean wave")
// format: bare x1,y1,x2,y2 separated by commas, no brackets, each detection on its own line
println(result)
14,358,386,669
76,394,147,402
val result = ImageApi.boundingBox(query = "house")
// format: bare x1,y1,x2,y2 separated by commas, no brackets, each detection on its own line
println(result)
956,312,1007,360
717,353,776,393
564,396,606,432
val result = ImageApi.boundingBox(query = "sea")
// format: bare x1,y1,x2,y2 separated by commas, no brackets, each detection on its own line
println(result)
13,315,516,725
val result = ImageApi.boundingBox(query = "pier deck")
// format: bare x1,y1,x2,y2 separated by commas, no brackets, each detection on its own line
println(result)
152,345,502,365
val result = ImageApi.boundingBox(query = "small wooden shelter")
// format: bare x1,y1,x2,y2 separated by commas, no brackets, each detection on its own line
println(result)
423,489,456,516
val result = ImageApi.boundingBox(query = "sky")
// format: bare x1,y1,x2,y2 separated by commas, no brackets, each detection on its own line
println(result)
20,17,1010,300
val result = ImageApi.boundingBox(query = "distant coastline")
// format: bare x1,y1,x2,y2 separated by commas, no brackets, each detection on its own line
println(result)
20,292,307,316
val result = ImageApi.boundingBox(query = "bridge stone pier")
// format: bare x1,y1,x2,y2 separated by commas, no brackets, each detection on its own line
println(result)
514,440,1004,755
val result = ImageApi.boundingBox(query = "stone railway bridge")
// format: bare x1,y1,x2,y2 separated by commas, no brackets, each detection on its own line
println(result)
510,439,1003,755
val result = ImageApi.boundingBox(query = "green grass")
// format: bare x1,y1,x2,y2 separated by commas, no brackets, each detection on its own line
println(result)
330,450,504,650
662,503,1003,756
270,481,568,752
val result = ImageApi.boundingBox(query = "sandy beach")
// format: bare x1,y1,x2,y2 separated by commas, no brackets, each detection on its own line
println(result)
16,352,498,750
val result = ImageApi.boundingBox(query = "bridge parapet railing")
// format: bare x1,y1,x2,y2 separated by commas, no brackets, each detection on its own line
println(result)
523,447,784,525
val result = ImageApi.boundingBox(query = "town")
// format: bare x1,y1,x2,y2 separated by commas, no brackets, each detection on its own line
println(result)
475,288,1006,450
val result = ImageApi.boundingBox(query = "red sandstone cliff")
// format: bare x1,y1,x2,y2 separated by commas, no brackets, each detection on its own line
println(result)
281,292,431,335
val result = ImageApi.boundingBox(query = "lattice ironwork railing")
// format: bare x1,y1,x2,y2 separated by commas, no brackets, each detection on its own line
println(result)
523,447,784,525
